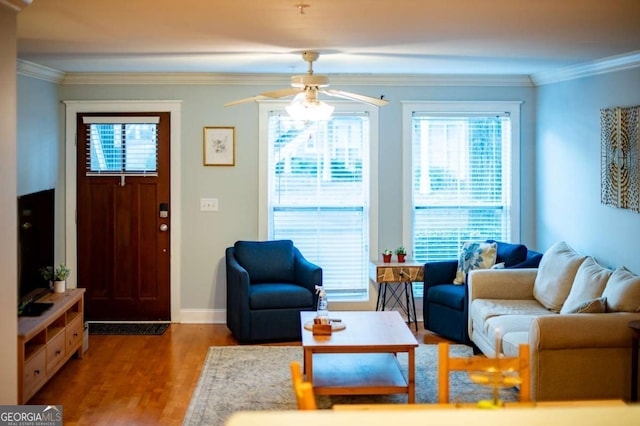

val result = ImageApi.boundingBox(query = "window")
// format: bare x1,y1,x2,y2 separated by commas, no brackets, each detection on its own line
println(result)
403,101,521,268
260,103,378,300
83,116,159,176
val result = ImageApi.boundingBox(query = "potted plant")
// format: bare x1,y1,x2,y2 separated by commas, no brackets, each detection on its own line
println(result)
40,264,71,293
395,246,407,263
382,249,393,263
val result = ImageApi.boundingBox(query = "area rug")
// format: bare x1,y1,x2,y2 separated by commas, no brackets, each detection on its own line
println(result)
88,322,170,335
183,344,518,426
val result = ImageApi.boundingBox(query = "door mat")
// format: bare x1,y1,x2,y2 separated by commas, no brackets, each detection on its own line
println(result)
88,322,170,335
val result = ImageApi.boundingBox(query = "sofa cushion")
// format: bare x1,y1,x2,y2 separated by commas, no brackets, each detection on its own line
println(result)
502,332,529,357
486,240,528,267
560,257,612,314
249,283,313,309
427,284,466,310
485,314,540,349
533,241,587,312
602,267,640,312
470,299,551,330
563,296,607,314
454,241,498,284
234,240,295,283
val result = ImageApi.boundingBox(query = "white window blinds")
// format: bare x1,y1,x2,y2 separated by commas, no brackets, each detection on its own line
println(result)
83,116,159,176
267,111,370,298
411,112,512,262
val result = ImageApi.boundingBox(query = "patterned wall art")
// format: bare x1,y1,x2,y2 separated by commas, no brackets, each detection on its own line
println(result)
600,106,639,212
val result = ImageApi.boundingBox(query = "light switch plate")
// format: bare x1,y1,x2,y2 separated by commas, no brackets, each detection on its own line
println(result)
200,198,218,211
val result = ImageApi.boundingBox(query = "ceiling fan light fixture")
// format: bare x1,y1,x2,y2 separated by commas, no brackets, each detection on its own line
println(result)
286,92,334,121
225,51,389,110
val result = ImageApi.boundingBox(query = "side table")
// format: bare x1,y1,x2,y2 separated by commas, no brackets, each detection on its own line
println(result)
629,320,640,402
369,261,424,331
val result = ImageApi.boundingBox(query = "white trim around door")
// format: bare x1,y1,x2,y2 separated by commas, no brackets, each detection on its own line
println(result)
63,100,182,322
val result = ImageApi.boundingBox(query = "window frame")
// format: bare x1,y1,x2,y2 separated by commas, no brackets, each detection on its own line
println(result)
401,101,522,263
82,116,160,176
258,100,379,306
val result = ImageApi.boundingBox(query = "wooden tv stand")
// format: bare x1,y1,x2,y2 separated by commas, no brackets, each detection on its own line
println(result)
18,288,85,404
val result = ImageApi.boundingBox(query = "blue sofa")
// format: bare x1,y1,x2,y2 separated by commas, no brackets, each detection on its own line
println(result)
226,240,322,343
423,240,542,344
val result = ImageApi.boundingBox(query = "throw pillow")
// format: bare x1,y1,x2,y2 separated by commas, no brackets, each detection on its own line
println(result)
453,241,498,284
602,267,640,312
564,296,607,314
560,257,612,314
533,241,587,312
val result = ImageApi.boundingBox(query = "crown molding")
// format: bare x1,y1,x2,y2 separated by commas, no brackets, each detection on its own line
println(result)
0,0,32,12
24,50,639,88
61,71,532,87
331,74,532,87
531,50,640,86
62,72,290,86
17,59,65,83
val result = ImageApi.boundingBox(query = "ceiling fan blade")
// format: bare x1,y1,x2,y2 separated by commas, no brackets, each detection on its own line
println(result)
322,89,389,107
261,88,302,98
224,95,268,107
225,88,303,107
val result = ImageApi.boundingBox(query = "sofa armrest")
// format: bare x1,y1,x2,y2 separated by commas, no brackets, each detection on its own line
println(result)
293,247,323,301
510,250,543,269
225,247,252,341
424,260,458,289
225,247,251,310
468,268,538,301
530,312,640,350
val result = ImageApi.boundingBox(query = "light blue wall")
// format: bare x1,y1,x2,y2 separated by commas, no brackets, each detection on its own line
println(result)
536,68,640,273
17,75,59,196
16,79,535,311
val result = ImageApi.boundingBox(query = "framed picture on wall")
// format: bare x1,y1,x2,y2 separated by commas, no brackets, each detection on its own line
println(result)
203,126,235,166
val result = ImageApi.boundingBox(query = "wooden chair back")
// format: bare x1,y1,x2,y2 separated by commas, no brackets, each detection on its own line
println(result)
290,361,317,410
438,342,530,403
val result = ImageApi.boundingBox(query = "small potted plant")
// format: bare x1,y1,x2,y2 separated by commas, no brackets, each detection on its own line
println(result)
40,264,71,293
395,246,407,263
382,249,393,263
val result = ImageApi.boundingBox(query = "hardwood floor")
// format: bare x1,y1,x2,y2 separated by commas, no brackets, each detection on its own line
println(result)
29,322,449,425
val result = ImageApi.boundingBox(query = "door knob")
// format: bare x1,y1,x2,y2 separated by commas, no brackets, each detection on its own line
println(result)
159,224,168,232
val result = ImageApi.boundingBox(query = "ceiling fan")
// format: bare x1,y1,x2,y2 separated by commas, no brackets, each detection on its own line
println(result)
224,51,389,119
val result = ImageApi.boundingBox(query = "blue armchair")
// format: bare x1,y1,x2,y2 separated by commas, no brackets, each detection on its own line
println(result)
226,240,322,343
423,240,542,345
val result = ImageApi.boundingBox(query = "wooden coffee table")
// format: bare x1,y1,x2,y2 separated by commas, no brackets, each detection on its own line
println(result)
300,310,419,403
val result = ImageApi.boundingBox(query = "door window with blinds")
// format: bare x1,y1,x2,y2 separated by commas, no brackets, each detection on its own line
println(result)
263,108,372,300
404,102,521,267
83,116,159,177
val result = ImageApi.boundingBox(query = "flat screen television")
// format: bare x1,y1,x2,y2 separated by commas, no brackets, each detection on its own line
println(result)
17,188,55,306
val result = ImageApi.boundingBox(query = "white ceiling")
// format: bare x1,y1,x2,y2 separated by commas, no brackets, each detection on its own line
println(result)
16,0,640,77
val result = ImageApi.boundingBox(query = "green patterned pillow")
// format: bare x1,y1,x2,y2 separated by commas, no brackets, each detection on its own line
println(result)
453,241,498,284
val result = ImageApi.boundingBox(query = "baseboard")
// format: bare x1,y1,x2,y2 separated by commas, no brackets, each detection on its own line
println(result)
179,308,226,324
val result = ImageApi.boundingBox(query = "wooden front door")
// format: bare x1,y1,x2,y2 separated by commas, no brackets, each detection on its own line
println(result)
77,112,170,321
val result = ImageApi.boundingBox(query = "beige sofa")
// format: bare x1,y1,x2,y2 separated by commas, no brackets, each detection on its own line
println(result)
468,241,640,401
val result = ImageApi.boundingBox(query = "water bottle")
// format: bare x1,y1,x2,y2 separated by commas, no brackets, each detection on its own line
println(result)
316,285,329,321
